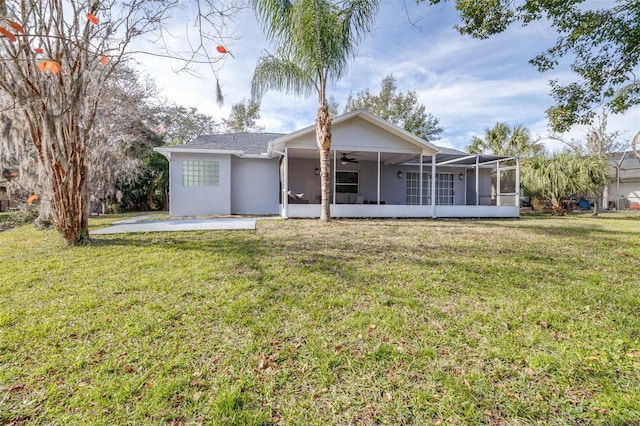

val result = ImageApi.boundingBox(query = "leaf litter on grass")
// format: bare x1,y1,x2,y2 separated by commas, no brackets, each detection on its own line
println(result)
1,214,639,424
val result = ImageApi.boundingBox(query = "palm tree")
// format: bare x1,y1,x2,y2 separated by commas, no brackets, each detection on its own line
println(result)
250,0,379,221
521,151,608,215
468,122,542,157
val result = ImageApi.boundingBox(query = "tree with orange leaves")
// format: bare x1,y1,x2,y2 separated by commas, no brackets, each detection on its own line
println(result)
0,0,240,245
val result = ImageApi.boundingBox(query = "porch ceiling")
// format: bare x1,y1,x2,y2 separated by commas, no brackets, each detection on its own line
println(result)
287,148,419,164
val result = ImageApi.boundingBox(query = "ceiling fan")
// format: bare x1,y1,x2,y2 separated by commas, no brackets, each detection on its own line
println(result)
340,154,359,164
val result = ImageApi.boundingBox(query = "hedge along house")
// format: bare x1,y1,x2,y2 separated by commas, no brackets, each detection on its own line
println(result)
155,110,520,218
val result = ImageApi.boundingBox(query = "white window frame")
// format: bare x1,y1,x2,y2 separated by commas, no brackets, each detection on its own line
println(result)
435,172,454,205
406,171,454,205
336,170,359,194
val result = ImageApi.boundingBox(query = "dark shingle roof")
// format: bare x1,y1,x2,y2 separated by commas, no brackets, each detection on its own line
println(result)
171,131,468,157
434,146,469,155
184,132,286,155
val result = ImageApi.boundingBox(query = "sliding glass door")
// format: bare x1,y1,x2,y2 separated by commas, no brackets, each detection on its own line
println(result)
406,172,454,205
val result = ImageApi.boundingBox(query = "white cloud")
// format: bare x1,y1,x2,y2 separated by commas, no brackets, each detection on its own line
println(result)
132,1,640,152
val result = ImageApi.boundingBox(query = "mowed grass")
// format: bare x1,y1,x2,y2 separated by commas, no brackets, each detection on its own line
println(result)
1,214,639,425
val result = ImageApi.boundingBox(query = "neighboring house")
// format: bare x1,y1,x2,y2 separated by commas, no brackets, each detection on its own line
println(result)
154,110,520,219
607,151,640,209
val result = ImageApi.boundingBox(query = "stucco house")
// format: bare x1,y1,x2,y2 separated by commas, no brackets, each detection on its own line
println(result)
154,110,520,219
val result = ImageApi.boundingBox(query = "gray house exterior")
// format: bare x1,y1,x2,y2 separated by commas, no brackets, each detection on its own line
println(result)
607,151,640,209
155,133,283,217
155,110,520,218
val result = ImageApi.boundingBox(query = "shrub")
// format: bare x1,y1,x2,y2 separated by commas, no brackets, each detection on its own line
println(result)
6,203,40,226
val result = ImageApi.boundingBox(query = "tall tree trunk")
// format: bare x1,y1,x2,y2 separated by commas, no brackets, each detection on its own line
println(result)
35,161,53,228
27,109,90,245
550,196,565,215
592,188,604,216
316,105,332,222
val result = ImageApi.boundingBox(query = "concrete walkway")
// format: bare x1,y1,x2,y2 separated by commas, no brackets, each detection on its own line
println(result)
91,215,257,235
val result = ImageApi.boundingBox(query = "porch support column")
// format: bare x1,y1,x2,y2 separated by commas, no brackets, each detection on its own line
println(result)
475,155,479,206
616,165,620,210
333,150,336,205
431,154,437,218
497,161,501,206
377,152,381,205
515,156,521,207
463,168,467,206
616,152,625,210
283,147,289,218
419,154,423,206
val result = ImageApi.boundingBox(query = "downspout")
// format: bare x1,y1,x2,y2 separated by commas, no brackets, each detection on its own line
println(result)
431,154,437,218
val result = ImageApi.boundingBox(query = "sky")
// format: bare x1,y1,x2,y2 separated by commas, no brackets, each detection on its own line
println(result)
134,0,639,152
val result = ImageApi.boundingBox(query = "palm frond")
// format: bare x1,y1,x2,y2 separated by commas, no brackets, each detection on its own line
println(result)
251,0,378,97
251,54,316,101
521,151,609,211
250,0,294,44
471,122,541,157
467,136,483,154
329,0,379,81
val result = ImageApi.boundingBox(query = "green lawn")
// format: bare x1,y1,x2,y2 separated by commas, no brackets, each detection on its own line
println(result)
1,214,639,425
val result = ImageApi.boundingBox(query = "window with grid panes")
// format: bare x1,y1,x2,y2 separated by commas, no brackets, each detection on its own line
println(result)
405,172,453,205
435,173,454,205
406,171,431,205
182,160,220,186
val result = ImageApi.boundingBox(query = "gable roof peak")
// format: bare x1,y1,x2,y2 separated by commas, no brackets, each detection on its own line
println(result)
270,109,441,153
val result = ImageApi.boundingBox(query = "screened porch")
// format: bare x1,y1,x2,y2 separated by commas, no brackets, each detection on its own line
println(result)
280,149,520,218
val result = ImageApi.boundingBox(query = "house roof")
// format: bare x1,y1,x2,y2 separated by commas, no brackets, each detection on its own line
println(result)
269,109,442,155
154,132,285,158
188,132,286,155
434,146,468,156
153,111,496,162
